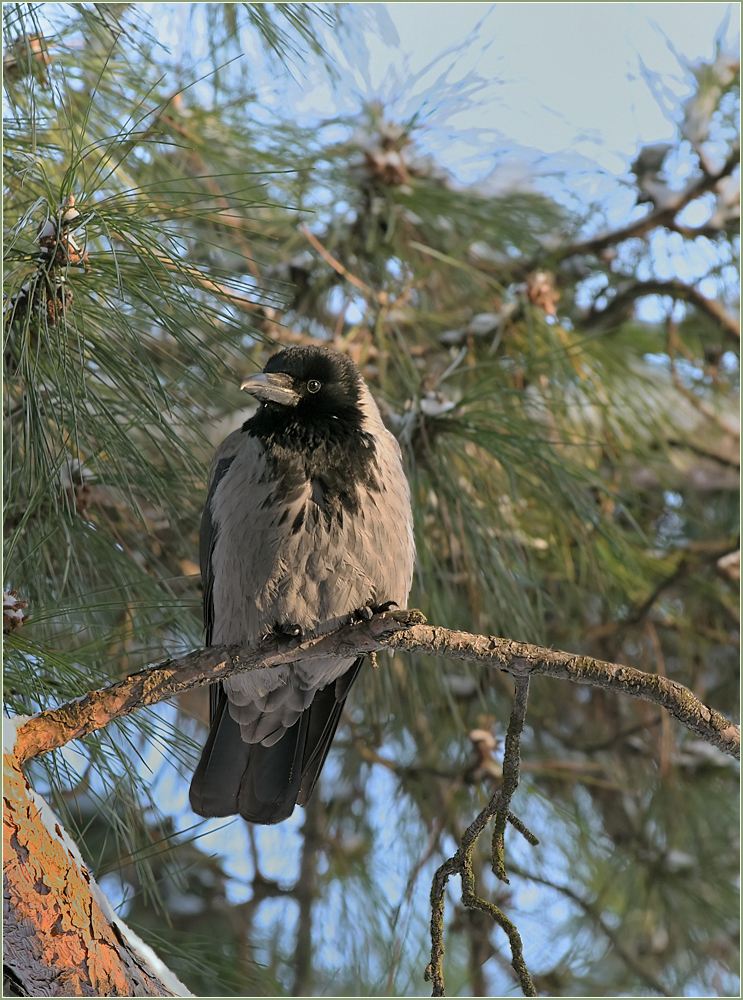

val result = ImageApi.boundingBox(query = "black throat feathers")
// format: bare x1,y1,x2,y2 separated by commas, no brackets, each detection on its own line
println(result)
243,404,381,527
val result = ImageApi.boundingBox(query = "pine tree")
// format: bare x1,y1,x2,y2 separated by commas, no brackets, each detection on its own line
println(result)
4,5,739,996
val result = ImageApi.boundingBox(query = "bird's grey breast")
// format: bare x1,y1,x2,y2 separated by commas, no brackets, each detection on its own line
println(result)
207,417,411,635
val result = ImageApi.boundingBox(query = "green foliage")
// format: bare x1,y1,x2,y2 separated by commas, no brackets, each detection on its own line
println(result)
3,3,739,997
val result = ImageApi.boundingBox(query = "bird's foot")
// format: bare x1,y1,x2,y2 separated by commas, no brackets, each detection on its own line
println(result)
268,622,304,643
352,600,399,623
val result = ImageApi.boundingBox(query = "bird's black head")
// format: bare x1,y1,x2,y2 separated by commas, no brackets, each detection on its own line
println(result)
241,345,363,420
241,345,380,506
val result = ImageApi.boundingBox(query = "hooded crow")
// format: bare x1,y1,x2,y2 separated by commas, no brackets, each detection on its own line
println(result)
189,345,415,824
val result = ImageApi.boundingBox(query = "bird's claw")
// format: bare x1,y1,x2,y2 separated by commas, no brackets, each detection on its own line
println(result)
352,600,399,624
271,622,304,642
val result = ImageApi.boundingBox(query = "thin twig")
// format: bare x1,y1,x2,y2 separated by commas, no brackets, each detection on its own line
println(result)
425,786,537,997
505,811,539,846
425,858,458,997
300,222,376,298
460,861,535,998
587,278,740,339
491,677,530,882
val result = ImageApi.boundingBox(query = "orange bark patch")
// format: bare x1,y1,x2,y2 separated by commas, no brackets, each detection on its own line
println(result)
3,750,180,996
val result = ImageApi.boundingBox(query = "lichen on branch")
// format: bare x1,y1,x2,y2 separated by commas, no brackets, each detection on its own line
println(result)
425,677,536,998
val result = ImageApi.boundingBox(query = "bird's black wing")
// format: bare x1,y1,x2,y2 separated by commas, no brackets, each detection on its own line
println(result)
190,443,242,816
200,453,236,649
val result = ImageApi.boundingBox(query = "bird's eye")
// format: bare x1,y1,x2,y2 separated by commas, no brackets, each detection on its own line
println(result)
307,380,321,393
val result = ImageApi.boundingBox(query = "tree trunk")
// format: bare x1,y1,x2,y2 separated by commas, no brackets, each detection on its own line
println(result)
3,738,193,998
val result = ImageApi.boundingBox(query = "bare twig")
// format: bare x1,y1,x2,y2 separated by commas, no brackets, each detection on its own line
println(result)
426,857,458,997
10,609,739,765
300,222,377,299
553,145,740,264
587,278,740,339
407,680,538,996
428,678,536,996
424,784,537,997
505,811,539,846
491,677,530,882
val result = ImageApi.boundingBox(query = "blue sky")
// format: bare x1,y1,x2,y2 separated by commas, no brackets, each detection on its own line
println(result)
242,2,740,181
364,3,738,172
154,2,738,246
153,3,739,167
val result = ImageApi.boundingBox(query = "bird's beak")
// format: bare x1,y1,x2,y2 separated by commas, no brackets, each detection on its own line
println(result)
240,372,300,407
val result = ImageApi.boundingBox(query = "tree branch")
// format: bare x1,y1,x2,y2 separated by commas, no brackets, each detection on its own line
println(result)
424,691,537,1000
389,623,739,758
554,145,740,262
586,278,740,339
491,677,530,882
425,806,536,998
300,222,376,299
10,609,739,767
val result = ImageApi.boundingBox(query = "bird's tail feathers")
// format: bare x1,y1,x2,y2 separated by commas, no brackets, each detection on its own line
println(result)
189,661,363,825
